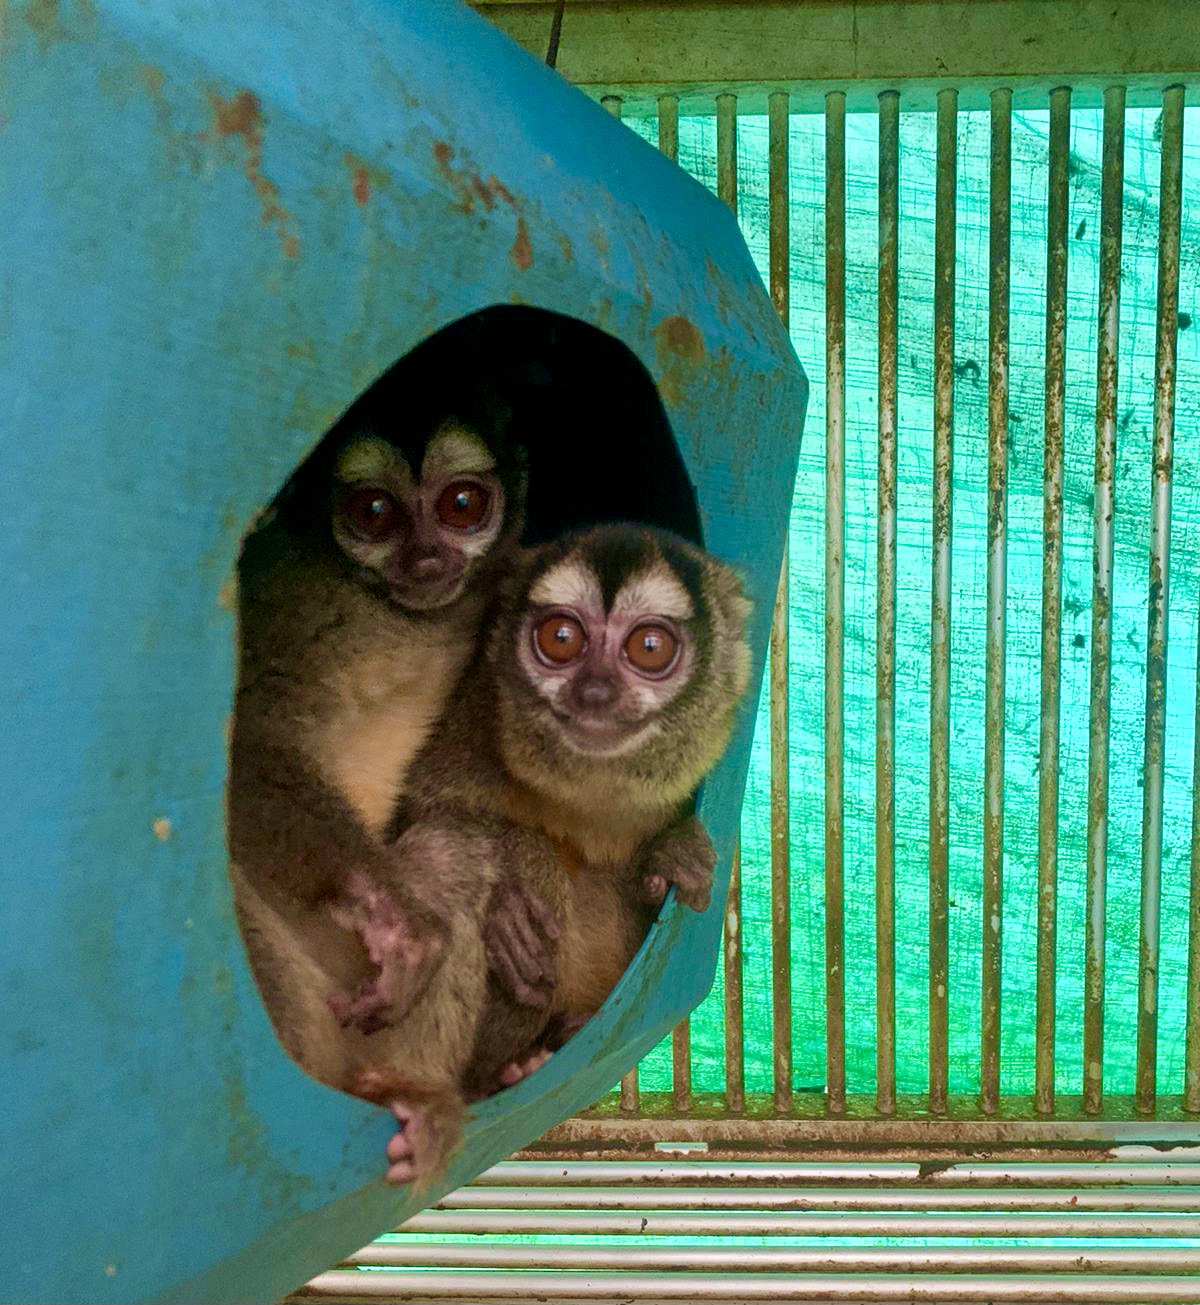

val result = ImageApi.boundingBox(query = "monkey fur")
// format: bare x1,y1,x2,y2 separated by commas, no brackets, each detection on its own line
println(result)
228,372,527,1097
354,524,753,1186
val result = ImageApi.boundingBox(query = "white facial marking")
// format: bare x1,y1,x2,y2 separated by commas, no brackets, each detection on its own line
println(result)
610,562,694,624
420,425,497,481
529,558,603,613
335,436,411,486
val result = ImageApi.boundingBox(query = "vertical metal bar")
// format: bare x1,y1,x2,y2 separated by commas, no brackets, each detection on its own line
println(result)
1136,83,1184,1115
1188,600,1200,1113
824,88,847,1117
1036,85,1071,1118
725,842,745,1114
1084,84,1125,1116
656,89,689,1116
929,87,957,1118
981,87,1012,1118
657,95,679,163
876,88,900,1119
717,91,744,1117
769,89,794,1117
619,1068,639,1113
600,95,622,119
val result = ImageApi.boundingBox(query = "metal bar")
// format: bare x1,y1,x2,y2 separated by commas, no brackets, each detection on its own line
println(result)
724,841,745,1113
537,1105,1200,1147
929,86,957,1118
657,93,679,161
349,1246,1200,1274
620,1068,640,1114
1084,84,1125,1115
396,1209,1200,1239
1137,83,1184,1115
1036,84,1071,1118
479,1158,1200,1186
439,1185,1200,1213
876,87,900,1119
769,88,793,1116
600,94,622,117
1189,592,1200,1110
825,87,847,1118
295,1270,1200,1303
981,85,1011,1118
716,91,744,1117
657,87,689,1116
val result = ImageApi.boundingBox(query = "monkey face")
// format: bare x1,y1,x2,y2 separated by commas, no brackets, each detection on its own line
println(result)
510,532,709,758
331,426,511,612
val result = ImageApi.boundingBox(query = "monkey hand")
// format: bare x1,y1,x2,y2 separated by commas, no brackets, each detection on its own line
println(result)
328,872,448,1031
483,875,560,1008
639,817,716,913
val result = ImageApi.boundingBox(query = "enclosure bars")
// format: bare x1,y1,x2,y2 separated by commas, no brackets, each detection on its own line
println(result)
717,91,746,1117
980,86,1011,1118
929,86,957,1119
575,80,1196,1135
825,88,848,1118
1036,85,1071,1118
875,89,899,1119
1085,85,1125,1117
769,89,795,1118
1137,84,1184,1115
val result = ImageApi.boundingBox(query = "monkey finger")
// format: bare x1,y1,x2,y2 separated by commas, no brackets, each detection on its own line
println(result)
518,882,561,942
501,899,552,980
487,944,551,1007
488,912,552,989
641,873,668,906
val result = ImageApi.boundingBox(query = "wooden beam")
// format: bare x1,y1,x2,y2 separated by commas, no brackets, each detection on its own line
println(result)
471,0,1200,113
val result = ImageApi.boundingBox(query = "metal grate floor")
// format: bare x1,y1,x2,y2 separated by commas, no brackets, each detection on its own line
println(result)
290,1155,1200,1302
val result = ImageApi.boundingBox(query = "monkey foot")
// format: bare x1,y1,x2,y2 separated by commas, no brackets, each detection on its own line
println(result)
352,1068,465,1188
496,1046,554,1089
329,873,446,1031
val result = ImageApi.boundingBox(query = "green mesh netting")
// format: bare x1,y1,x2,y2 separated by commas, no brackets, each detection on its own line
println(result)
625,105,1200,1101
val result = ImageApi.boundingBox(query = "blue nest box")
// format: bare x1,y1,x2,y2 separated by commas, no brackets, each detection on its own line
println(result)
0,1,806,1301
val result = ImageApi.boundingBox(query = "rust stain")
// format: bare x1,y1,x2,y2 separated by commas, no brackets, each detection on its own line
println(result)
24,0,62,47
346,154,372,207
511,217,533,271
557,233,574,263
656,315,706,365
153,818,172,841
208,89,299,260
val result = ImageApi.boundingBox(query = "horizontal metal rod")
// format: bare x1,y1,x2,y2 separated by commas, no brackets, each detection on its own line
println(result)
349,1245,1200,1274
539,1115,1200,1148
400,1209,1200,1239
437,1184,1200,1213
487,1159,1200,1187
294,1269,1200,1303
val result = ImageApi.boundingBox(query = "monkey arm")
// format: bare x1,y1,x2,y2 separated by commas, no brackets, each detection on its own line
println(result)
637,815,717,913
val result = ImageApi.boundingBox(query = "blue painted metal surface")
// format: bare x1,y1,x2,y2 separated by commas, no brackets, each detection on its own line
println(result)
0,1,807,1300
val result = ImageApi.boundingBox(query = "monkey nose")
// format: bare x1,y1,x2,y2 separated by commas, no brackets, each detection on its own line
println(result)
573,676,619,710
405,551,447,582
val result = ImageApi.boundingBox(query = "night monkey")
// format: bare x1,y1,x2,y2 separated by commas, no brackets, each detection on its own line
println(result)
354,525,753,1185
228,371,526,1090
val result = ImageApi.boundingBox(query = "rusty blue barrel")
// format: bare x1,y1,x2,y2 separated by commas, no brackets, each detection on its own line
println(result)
0,0,806,1300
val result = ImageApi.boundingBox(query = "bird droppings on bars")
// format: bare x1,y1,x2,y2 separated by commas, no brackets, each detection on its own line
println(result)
207,89,299,259
954,358,981,386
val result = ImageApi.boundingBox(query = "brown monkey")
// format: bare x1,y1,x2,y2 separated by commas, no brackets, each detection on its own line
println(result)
228,372,527,1095
354,524,752,1185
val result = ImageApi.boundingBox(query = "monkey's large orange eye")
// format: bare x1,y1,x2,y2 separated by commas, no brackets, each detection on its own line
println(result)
344,487,400,540
625,624,679,675
535,615,586,665
436,480,491,531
